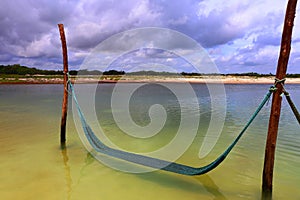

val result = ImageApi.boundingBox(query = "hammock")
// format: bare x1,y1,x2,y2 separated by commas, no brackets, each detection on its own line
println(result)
276,78,300,125
284,91,300,124
69,82,274,176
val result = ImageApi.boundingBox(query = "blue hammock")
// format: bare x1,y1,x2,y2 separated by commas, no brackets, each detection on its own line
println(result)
69,82,274,176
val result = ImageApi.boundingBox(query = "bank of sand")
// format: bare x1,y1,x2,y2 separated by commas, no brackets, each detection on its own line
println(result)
1,75,300,84
113,76,300,84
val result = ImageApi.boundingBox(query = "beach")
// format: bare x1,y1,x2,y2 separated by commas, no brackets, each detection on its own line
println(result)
1,75,300,84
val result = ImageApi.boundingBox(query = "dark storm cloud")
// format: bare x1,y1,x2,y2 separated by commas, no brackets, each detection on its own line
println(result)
0,0,76,62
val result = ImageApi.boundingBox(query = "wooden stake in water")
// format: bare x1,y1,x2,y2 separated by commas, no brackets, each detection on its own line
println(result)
262,0,297,196
58,24,69,144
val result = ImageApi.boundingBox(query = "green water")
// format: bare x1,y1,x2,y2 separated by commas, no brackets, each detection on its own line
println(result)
0,84,299,200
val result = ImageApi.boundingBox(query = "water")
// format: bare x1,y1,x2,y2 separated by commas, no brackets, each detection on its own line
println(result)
0,84,299,199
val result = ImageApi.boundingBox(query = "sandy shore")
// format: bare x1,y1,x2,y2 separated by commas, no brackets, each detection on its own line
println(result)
1,75,300,84
113,76,300,84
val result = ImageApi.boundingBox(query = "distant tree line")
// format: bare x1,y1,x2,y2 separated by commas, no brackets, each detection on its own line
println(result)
225,72,274,77
0,64,62,75
1,64,300,77
128,70,178,76
0,65,125,76
69,69,125,75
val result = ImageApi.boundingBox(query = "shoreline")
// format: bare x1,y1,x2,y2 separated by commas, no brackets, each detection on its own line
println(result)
1,75,300,84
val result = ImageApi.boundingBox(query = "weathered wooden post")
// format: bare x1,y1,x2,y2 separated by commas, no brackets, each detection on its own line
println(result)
262,0,297,196
58,24,69,145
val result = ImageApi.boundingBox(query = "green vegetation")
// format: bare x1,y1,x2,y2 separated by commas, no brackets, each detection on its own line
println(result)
0,64,62,75
286,73,300,78
128,70,178,76
69,69,102,75
0,64,300,78
103,70,125,75
226,72,273,77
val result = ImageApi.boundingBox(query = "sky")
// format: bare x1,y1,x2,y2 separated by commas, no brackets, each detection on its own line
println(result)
1,0,300,74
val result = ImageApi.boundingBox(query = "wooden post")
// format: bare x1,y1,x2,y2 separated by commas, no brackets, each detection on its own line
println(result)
58,24,69,144
262,0,297,196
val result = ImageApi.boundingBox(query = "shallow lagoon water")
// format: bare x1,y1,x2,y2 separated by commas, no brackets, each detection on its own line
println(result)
0,83,299,200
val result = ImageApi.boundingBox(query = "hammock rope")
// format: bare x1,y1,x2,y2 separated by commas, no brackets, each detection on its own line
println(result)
275,78,300,125
68,80,274,176
283,91,300,125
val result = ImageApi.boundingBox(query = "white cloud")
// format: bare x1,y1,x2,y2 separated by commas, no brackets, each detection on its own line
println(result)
0,0,299,73
17,33,59,58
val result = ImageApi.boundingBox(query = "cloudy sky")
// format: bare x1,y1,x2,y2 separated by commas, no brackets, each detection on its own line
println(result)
1,0,300,74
